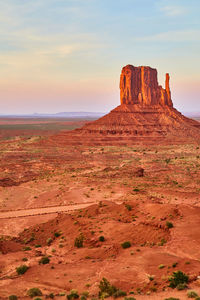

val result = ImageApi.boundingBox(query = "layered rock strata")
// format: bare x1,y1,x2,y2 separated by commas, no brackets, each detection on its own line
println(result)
120,65,172,107
51,64,200,144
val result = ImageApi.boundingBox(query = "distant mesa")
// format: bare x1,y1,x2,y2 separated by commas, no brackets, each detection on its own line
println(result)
53,65,200,144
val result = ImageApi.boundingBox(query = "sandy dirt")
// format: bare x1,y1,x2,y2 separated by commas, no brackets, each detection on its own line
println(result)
0,203,93,219
1,119,200,300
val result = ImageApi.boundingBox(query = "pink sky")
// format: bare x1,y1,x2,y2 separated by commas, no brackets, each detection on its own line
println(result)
0,0,199,114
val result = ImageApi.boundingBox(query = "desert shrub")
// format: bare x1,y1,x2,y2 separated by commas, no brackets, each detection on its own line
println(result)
80,296,86,300
176,283,187,290
34,298,42,300
172,262,178,268
99,236,105,242
16,265,29,275
124,297,136,300
187,290,199,298
27,287,42,298
59,292,66,296
81,291,89,297
165,158,171,164
47,237,52,246
22,257,28,261
166,221,174,229
35,244,41,248
160,238,167,246
150,287,157,292
98,278,126,298
67,289,79,299
158,264,165,269
125,204,132,211
8,296,18,300
168,271,189,288
46,293,54,299
74,234,84,248
39,256,50,264
23,246,31,251
54,231,61,237
121,241,131,249
148,275,154,281
113,289,127,298
99,277,117,298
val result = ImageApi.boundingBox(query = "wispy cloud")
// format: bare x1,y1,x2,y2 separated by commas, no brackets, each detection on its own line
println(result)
135,30,200,42
160,5,187,16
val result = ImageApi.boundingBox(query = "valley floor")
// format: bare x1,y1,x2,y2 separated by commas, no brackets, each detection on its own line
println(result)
0,119,200,299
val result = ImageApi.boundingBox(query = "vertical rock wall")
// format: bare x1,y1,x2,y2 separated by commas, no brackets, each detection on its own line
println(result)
120,65,173,107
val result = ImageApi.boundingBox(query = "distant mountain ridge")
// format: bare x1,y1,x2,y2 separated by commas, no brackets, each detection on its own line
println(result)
0,112,106,118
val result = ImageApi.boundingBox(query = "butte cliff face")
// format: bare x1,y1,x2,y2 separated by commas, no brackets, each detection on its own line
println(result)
120,65,173,107
53,64,200,144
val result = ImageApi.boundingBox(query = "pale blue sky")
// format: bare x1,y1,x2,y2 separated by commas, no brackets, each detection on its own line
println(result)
0,0,199,114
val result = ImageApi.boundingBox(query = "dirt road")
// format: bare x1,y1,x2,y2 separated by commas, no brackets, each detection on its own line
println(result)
0,203,94,219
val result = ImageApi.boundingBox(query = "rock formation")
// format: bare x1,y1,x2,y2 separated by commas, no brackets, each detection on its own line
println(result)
120,65,173,107
52,64,200,145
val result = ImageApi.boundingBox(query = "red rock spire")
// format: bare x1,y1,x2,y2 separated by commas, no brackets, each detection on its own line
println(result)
120,65,173,107
165,73,173,106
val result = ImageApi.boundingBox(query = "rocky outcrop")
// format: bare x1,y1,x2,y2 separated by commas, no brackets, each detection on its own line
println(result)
120,65,173,107
50,64,200,145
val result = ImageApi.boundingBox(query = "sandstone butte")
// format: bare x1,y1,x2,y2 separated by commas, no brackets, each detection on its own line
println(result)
52,65,200,144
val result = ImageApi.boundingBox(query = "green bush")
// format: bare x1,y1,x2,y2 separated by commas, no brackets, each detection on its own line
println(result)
74,234,84,248
113,290,127,298
148,275,154,281
39,256,50,264
54,232,61,237
22,257,28,262
172,262,178,268
47,293,54,298
67,289,79,300
81,291,89,298
165,158,171,164
27,288,42,298
187,290,199,298
16,265,28,275
121,241,131,249
34,298,42,300
125,204,132,211
99,236,105,242
99,278,117,298
8,296,18,300
159,238,167,246
166,221,174,229
176,283,187,290
23,246,31,251
168,271,189,288
158,264,165,269
124,297,136,300
98,278,126,298
47,237,52,246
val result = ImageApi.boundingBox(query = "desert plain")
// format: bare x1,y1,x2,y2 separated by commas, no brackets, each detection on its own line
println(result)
0,115,200,300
